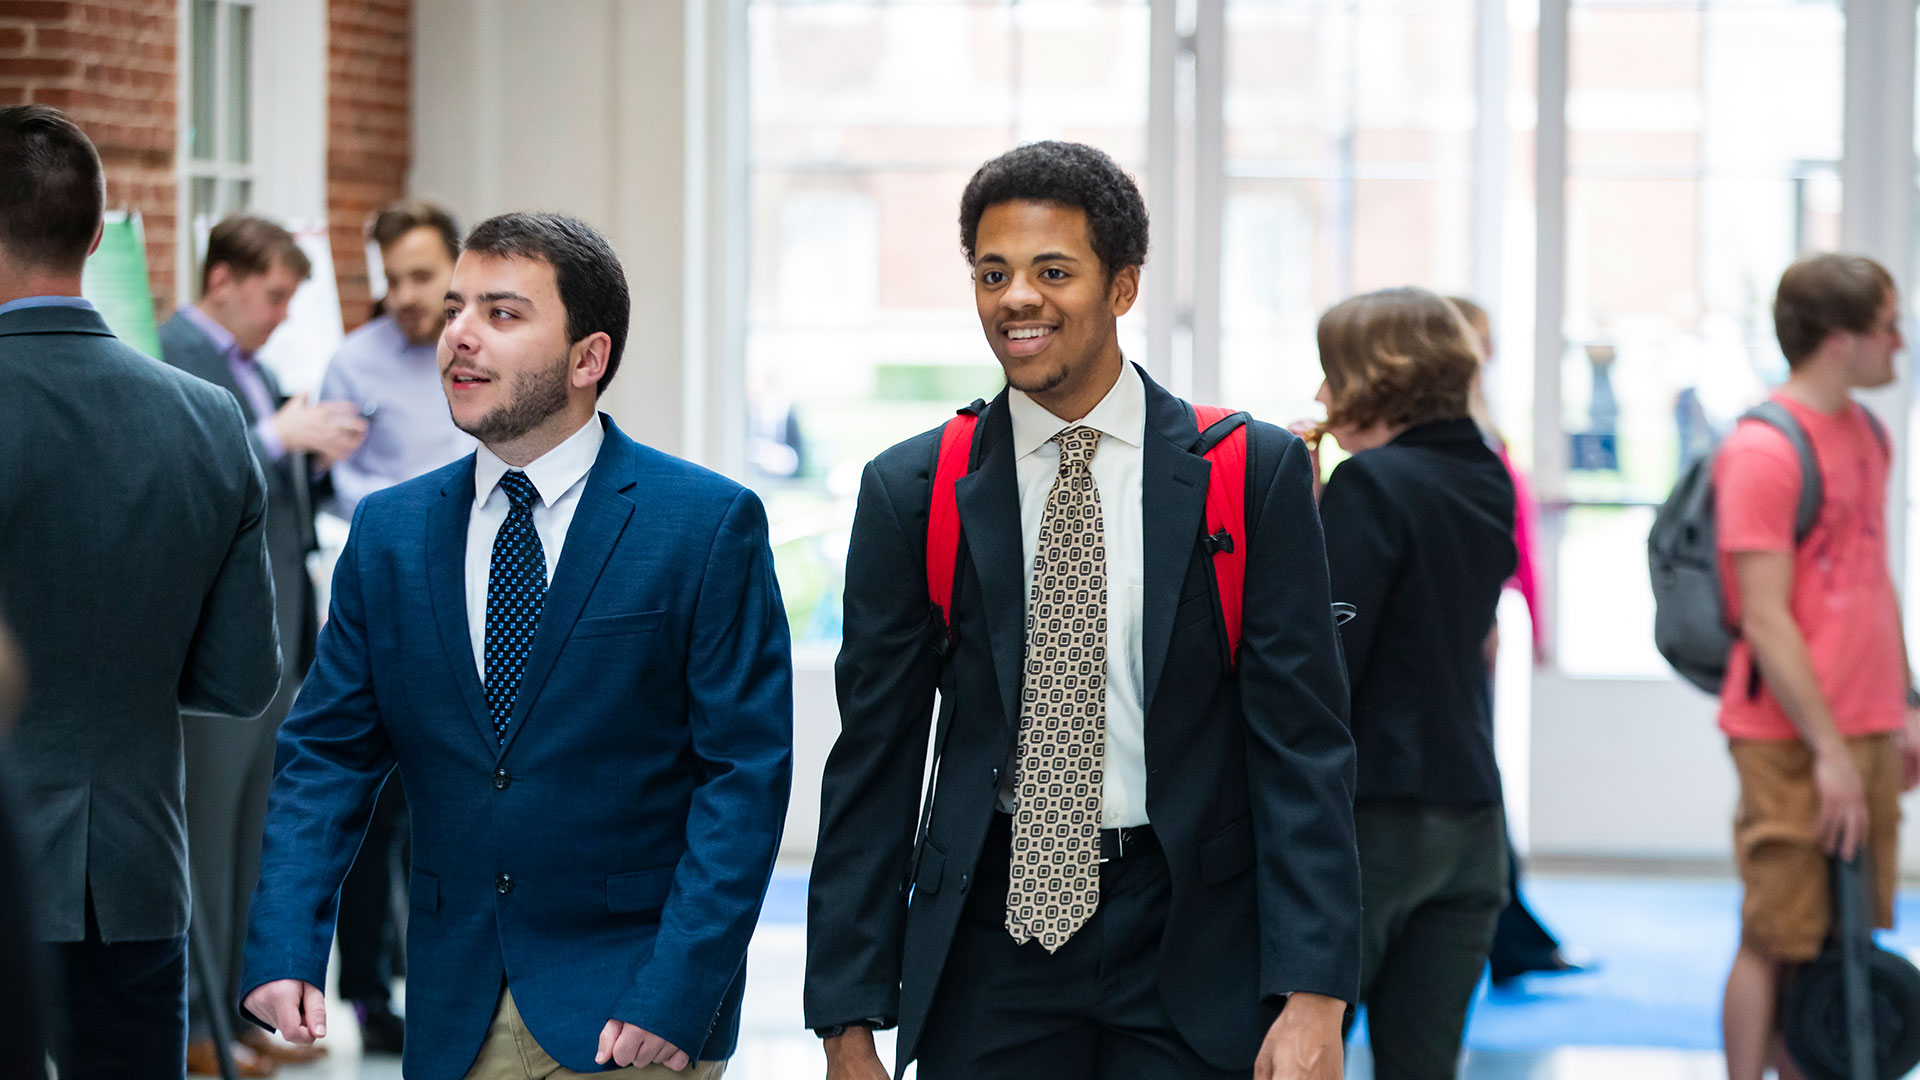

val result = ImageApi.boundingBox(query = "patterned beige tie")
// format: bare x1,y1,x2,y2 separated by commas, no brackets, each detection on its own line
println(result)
1005,425,1107,952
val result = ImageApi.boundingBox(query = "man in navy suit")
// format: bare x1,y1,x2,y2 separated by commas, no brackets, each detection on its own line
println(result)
240,212,794,1079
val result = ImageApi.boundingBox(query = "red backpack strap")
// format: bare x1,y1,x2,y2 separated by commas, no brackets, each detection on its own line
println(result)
926,405,982,642
1193,404,1250,667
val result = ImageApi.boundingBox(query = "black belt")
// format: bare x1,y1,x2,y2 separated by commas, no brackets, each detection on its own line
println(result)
1099,824,1157,862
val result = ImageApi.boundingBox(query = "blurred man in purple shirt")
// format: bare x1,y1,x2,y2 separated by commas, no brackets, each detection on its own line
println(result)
158,215,368,1077
311,202,474,1056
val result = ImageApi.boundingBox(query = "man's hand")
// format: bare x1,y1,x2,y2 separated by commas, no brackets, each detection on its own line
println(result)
272,395,367,465
822,1025,889,1080
242,979,328,1045
597,1019,689,1071
1255,992,1344,1080
1812,740,1869,860
1902,709,1920,792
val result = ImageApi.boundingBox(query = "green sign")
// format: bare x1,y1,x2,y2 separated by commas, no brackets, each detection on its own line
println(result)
81,211,161,359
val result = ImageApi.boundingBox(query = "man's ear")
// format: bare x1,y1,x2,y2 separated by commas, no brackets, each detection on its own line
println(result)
1109,264,1141,318
86,219,104,258
571,332,612,391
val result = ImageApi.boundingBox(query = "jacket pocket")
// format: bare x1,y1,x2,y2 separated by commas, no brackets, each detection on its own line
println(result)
912,841,946,897
606,867,676,914
1199,814,1254,884
410,869,440,913
573,610,667,639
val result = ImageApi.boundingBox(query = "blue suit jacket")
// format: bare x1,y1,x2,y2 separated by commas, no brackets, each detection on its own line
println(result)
240,416,793,1079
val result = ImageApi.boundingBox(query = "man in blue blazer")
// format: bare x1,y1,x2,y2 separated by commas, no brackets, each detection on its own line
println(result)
240,212,794,1079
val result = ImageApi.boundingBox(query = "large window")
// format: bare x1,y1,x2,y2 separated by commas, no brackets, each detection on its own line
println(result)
1551,0,1843,676
180,0,259,294
742,0,1854,664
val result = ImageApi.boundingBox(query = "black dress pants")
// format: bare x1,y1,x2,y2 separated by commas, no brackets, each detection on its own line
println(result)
337,772,407,1004
915,813,1248,1080
52,887,188,1080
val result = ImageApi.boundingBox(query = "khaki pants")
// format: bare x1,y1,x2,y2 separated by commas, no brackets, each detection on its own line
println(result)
465,987,728,1080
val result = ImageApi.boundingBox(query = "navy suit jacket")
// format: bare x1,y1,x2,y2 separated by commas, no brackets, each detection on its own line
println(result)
240,416,793,1079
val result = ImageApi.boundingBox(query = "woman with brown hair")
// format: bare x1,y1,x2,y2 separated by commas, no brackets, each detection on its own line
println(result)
1308,288,1517,1079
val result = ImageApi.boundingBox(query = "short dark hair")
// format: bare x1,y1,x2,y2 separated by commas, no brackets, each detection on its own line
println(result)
0,105,105,273
371,200,460,263
463,212,630,396
1775,254,1897,367
201,215,312,295
958,141,1149,277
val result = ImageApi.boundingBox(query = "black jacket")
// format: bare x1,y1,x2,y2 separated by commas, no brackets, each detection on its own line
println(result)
805,366,1359,1073
1319,418,1517,807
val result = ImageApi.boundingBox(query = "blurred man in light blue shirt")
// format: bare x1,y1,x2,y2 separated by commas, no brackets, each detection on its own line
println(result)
319,201,475,520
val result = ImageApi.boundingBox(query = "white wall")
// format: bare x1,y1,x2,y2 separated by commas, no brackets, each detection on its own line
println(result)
410,0,701,459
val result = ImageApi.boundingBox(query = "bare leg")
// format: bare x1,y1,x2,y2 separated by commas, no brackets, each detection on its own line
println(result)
1724,943,1782,1080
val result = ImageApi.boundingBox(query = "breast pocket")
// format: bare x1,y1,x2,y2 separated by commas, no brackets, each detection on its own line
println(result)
572,609,666,640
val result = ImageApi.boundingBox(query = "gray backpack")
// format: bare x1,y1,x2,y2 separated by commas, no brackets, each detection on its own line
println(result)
1649,401,1825,694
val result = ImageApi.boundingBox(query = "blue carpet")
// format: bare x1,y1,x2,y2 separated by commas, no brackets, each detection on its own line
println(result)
759,867,1920,1051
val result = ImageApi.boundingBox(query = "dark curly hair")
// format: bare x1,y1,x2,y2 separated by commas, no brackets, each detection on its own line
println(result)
958,141,1149,277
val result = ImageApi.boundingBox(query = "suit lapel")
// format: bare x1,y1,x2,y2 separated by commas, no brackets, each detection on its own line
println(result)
1139,369,1210,718
953,393,1028,731
425,457,497,747
495,421,635,760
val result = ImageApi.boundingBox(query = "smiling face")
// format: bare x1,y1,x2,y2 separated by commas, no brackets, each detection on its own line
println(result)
439,251,606,459
972,199,1138,413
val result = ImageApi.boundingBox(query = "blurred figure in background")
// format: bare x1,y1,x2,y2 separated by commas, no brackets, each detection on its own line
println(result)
1447,296,1590,986
0,105,281,1080
1310,288,1516,1080
1716,255,1916,1080
321,201,476,518
159,215,367,1077
314,199,477,1056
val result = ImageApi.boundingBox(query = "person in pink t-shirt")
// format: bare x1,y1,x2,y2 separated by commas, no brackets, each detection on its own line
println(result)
1716,254,1920,1080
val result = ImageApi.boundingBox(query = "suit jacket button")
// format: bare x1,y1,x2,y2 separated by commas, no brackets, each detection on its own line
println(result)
959,872,970,893
989,768,1000,787
493,768,511,790
496,873,514,895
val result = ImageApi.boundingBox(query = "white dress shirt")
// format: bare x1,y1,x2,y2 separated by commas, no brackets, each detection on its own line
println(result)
1000,362,1149,828
465,415,606,681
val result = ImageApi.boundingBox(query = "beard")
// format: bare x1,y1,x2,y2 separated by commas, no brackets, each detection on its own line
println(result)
456,354,572,445
1003,359,1072,396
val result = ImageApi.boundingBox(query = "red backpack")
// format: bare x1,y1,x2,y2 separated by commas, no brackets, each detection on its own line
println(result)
923,398,1252,667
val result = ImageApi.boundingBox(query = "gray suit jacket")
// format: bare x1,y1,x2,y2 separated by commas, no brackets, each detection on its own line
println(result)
0,302,281,943
159,312,318,680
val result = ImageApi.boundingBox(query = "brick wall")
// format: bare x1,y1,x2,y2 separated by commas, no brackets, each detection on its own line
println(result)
0,0,179,317
328,0,409,331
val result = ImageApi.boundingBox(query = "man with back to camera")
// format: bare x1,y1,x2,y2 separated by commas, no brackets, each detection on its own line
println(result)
0,104,281,1080
805,141,1359,1080
316,198,478,1055
159,214,369,1076
240,211,794,1080
1717,254,1920,1080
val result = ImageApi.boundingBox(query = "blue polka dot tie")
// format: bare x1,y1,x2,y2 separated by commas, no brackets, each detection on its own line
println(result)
484,471,546,744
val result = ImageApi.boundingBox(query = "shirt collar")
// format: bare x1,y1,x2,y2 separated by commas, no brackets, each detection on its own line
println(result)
1007,360,1146,461
473,413,606,510
0,295,94,318
179,304,241,360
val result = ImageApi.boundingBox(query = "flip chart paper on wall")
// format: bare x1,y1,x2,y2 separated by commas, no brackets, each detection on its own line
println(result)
81,211,161,359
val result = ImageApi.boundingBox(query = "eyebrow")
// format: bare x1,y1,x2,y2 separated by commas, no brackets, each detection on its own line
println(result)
445,290,534,305
975,251,1083,267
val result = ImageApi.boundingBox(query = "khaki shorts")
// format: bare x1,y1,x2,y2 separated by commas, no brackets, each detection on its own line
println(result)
1730,733,1902,962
